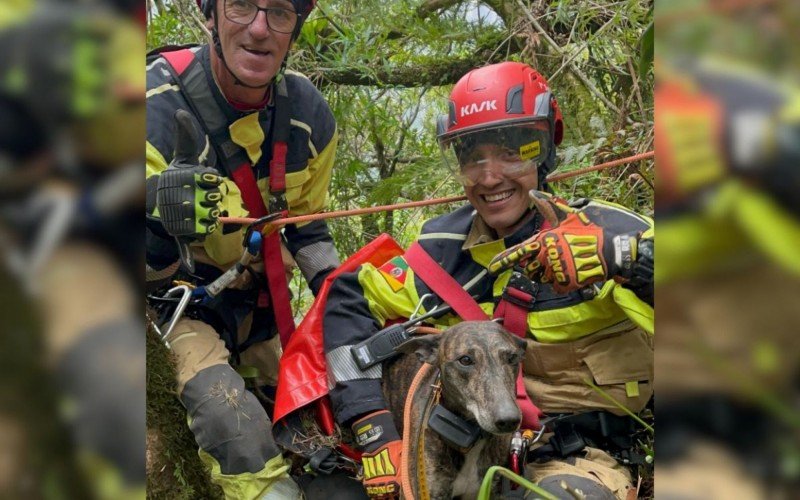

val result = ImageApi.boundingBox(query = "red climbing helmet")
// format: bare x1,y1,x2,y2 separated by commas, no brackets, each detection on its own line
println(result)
437,62,564,185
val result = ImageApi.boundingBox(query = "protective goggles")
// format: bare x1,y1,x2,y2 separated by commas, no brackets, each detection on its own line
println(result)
439,121,552,186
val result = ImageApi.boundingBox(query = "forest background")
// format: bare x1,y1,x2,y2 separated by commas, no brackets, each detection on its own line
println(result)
146,0,654,497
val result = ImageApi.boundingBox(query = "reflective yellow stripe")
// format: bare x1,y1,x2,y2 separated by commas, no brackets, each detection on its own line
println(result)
146,83,180,98
197,451,292,500
289,119,318,156
381,449,396,475
374,451,386,476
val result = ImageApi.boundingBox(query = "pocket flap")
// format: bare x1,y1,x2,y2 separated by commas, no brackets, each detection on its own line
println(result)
582,330,653,385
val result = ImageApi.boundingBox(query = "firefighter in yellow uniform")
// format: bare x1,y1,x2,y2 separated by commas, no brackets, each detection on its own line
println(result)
323,62,653,499
145,0,340,498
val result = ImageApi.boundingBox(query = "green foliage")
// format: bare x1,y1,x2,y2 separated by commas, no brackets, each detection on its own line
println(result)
146,5,205,50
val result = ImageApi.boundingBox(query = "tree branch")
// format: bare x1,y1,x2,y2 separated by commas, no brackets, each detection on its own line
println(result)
416,0,463,18
302,43,519,87
514,0,621,115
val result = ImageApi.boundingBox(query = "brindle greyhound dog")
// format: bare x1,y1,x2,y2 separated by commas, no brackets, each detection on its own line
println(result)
382,321,526,499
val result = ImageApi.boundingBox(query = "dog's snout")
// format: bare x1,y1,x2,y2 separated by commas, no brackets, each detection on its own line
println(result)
494,416,521,433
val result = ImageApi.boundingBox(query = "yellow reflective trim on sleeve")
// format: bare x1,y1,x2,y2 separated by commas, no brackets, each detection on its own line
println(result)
289,119,318,156
625,381,640,398
146,141,169,178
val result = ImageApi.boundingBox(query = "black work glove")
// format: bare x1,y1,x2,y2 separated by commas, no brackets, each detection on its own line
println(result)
155,110,223,241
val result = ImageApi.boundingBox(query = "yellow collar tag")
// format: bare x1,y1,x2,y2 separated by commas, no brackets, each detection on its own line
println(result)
229,112,264,165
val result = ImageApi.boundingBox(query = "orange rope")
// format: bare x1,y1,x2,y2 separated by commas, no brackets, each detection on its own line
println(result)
401,364,434,500
545,150,654,182
219,150,654,227
220,195,468,227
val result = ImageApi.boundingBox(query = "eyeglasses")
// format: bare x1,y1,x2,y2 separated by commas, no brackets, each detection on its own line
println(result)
223,0,299,33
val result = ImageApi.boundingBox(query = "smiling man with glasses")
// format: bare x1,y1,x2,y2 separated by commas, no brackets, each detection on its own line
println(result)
146,0,342,498
212,0,301,100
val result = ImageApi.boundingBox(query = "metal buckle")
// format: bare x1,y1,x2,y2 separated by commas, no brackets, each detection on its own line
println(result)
268,191,288,214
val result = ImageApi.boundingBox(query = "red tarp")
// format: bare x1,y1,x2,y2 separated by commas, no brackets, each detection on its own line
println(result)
273,233,404,424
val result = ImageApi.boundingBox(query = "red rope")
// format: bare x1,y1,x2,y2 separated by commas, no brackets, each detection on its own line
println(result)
219,150,654,227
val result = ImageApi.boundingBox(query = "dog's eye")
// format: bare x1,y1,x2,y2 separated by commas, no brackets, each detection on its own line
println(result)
504,350,523,365
458,355,474,366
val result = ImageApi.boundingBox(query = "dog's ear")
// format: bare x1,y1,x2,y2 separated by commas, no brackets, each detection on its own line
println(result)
397,334,441,364
514,336,527,352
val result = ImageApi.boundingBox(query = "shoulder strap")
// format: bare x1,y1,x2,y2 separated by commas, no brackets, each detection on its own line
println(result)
268,77,290,213
404,242,488,322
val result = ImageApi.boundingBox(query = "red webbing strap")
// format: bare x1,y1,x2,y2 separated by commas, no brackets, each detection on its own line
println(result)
161,49,194,76
230,162,296,347
493,217,552,338
270,142,288,192
492,288,530,338
404,243,488,322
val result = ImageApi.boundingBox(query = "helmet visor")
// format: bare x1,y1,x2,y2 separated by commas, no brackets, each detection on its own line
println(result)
439,121,552,186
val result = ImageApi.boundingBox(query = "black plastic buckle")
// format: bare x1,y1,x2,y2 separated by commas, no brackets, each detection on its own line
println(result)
308,447,340,475
501,271,539,310
550,422,586,457
427,404,481,450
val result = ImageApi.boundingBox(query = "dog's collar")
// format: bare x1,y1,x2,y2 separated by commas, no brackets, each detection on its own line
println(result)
423,373,484,453
427,403,483,451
